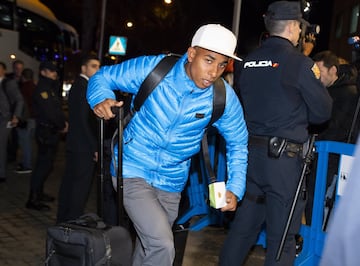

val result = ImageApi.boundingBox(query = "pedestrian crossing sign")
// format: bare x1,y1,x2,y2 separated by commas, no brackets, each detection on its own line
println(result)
109,36,127,55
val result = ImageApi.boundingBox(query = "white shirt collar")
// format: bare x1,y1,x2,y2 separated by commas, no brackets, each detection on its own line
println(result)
80,73,89,81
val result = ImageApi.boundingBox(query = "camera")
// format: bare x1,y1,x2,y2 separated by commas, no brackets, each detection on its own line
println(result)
348,36,360,50
305,24,320,35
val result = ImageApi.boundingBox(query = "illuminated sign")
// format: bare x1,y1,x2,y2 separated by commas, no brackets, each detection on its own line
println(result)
109,36,127,55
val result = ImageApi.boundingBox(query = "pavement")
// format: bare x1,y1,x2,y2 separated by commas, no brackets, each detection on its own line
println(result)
0,139,71,266
0,139,265,266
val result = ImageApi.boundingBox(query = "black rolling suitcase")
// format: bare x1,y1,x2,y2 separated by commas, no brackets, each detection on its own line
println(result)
45,107,132,266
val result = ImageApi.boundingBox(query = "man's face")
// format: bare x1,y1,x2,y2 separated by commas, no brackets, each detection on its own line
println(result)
289,20,301,46
83,59,100,78
315,61,337,87
186,47,229,89
13,62,24,78
41,69,58,80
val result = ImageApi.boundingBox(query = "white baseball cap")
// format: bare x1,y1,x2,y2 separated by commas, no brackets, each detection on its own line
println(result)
191,24,242,61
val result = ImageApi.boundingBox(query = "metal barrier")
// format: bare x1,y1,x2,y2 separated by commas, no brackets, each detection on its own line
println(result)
294,141,354,265
177,138,356,265
176,131,227,231
255,141,355,265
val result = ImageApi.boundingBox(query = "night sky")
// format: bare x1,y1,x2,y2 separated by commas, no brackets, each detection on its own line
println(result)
41,0,333,59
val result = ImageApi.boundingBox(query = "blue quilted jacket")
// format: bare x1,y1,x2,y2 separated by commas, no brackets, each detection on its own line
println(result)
87,53,248,200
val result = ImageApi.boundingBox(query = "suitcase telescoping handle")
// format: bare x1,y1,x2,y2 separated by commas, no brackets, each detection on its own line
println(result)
116,106,125,227
97,118,105,218
97,106,125,227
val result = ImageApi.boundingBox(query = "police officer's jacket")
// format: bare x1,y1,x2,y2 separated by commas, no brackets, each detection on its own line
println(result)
32,76,66,131
87,53,248,200
238,36,332,143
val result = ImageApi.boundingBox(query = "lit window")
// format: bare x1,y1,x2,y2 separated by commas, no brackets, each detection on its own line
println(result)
335,13,343,38
350,4,359,34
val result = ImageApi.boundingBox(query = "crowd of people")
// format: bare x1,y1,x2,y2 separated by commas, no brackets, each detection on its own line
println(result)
1,0,360,265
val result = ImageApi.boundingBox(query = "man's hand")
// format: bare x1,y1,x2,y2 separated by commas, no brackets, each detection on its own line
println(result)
10,115,19,127
93,99,123,120
220,191,238,212
302,33,316,56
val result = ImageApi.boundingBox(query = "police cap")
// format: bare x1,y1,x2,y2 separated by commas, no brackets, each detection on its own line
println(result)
39,61,57,72
264,1,309,26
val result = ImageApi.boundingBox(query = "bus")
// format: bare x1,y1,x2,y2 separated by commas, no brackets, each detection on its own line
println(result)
0,0,80,95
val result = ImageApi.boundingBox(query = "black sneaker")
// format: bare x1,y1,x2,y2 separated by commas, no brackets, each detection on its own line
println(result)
39,192,55,202
15,165,32,174
26,200,51,211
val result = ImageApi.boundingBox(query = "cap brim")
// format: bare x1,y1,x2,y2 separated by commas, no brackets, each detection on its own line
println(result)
218,50,243,61
299,18,310,26
230,54,242,61
195,46,243,61
40,68,57,71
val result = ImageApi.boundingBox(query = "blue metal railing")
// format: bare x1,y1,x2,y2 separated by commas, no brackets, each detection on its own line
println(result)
177,138,355,265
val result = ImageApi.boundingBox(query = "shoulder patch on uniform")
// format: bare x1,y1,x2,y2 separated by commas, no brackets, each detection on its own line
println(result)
40,91,48,99
311,63,321,79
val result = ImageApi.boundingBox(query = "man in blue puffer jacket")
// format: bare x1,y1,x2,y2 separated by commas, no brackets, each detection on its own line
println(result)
87,24,248,266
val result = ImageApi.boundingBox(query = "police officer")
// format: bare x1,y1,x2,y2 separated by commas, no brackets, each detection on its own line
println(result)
219,1,333,265
26,61,68,211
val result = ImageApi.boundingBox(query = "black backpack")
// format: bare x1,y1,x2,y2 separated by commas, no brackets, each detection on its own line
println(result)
124,53,226,127
115,53,227,183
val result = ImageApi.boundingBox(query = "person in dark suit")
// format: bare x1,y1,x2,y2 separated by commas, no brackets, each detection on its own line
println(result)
56,54,100,223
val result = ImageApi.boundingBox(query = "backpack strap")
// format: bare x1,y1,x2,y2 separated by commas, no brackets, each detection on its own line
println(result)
133,54,180,112
123,54,180,127
207,78,226,127
202,78,226,184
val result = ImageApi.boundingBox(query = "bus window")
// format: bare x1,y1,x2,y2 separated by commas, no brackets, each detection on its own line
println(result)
57,20,80,53
0,0,79,96
17,7,62,62
0,0,13,29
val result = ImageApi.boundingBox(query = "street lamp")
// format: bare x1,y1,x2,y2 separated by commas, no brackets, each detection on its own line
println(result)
302,1,311,14
126,21,134,28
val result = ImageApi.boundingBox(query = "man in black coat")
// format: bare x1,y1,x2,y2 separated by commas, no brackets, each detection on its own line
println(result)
312,50,359,143
306,50,360,225
56,54,100,222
